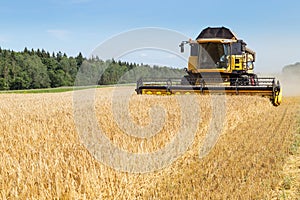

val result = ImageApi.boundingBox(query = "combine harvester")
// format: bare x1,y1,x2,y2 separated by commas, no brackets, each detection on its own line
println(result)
135,27,282,106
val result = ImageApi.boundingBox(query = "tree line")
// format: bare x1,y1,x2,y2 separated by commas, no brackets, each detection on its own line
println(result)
0,47,184,90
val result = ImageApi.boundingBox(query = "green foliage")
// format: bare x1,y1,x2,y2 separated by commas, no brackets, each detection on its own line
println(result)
0,48,86,90
0,47,185,90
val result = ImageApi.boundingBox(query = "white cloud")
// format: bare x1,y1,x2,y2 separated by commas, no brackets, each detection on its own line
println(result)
0,35,9,43
47,29,70,40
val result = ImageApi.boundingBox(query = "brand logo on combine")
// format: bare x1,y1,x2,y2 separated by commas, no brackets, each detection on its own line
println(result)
73,28,226,173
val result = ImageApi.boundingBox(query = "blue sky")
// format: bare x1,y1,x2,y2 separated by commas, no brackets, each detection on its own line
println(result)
0,0,299,72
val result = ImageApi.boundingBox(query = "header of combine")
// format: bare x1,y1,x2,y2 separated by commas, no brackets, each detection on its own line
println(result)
136,27,282,106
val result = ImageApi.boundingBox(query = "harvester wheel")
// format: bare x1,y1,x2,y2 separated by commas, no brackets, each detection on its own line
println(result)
136,89,142,95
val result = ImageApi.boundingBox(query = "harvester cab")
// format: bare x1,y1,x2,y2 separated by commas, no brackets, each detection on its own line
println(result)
136,27,282,106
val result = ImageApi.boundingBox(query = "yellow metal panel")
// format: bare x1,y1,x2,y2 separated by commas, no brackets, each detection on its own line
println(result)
188,56,198,71
225,55,232,73
193,69,227,73
231,55,243,71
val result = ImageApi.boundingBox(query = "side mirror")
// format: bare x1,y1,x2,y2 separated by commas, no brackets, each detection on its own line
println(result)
231,41,243,55
179,42,185,53
242,43,246,52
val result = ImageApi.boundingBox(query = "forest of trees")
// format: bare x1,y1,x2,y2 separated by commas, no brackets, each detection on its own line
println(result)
0,47,184,90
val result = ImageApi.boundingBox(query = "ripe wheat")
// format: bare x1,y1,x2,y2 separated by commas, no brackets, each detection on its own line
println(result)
0,87,298,199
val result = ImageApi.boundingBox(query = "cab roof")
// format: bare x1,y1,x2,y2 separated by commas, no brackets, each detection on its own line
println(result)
196,27,238,40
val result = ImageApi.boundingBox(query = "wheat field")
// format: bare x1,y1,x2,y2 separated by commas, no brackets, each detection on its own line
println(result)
0,87,299,199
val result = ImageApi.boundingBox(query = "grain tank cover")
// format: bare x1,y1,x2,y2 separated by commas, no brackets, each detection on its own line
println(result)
196,27,237,40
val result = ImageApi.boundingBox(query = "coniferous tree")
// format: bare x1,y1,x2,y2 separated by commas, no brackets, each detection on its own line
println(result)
76,52,84,67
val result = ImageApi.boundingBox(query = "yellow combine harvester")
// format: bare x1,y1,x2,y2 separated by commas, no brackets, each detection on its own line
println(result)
135,27,282,106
